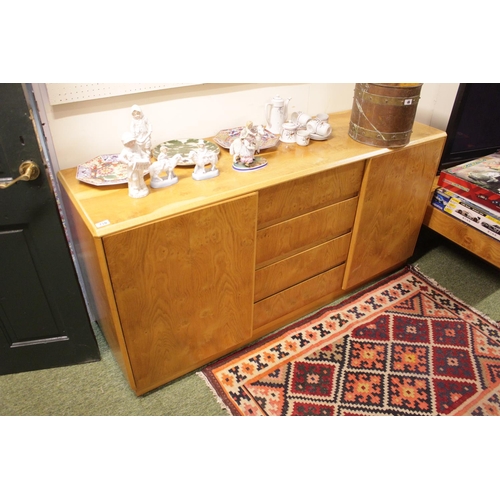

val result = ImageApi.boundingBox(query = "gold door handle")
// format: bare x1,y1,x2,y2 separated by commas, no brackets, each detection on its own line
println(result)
0,161,40,189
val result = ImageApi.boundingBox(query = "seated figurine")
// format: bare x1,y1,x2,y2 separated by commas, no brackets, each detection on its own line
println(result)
230,121,267,170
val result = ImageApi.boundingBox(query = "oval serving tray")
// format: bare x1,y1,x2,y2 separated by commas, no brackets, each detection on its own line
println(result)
213,127,279,150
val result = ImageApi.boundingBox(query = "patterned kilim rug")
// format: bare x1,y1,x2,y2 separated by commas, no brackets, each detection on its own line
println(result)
199,266,500,416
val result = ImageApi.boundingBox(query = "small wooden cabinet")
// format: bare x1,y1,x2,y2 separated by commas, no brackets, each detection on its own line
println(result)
423,183,500,268
58,111,446,395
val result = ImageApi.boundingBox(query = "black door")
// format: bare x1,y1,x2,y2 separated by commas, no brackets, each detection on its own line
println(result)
0,83,100,375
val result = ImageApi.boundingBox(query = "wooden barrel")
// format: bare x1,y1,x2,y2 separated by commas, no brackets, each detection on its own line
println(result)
348,83,423,148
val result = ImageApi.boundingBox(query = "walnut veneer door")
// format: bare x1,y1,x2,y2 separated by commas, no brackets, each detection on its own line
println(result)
103,193,257,395
343,139,445,289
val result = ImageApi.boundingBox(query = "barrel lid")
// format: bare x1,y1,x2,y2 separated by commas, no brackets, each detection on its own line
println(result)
370,83,422,88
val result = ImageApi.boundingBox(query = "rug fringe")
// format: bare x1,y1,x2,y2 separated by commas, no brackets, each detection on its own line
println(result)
196,371,233,416
408,264,500,329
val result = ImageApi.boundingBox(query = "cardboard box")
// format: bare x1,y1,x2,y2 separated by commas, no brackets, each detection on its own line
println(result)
431,187,500,242
438,153,500,212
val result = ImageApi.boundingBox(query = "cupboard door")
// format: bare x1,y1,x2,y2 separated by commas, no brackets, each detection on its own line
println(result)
103,194,258,395
343,139,445,289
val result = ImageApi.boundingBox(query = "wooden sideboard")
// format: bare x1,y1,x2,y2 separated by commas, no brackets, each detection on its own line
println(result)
58,110,446,395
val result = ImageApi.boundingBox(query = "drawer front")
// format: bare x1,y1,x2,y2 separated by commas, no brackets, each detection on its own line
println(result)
256,197,358,267
253,264,345,331
258,160,364,228
254,233,351,302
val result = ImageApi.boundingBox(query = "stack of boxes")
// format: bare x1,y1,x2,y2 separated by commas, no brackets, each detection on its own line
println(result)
431,152,500,242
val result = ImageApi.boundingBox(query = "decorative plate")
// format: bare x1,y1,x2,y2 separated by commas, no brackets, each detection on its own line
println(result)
151,139,220,166
76,154,137,186
214,127,279,150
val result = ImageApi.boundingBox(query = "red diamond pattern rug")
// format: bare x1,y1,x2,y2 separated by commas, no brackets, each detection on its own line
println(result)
199,266,500,416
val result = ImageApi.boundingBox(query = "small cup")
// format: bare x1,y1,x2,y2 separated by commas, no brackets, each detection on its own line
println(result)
306,119,332,137
315,113,329,122
296,129,310,146
294,111,312,127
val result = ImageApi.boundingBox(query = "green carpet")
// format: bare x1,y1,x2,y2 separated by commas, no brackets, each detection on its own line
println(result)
1,227,499,416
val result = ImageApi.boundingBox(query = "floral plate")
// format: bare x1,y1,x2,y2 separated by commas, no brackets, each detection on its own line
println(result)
76,154,138,186
214,127,279,150
151,139,220,166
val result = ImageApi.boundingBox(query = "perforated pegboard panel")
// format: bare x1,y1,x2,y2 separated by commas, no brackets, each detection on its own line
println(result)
46,83,201,105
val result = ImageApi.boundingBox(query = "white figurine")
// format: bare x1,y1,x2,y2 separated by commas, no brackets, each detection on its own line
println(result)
149,147,183,188
240,121,264,152
230,121,267,169
118,131,150,198
130,105,152,156
234,137,256,166
188,140,219,181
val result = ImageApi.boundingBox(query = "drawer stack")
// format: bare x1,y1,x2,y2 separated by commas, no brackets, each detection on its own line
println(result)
252,160,364,336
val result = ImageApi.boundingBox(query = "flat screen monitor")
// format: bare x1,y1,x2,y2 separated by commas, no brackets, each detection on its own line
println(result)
439,83,500,171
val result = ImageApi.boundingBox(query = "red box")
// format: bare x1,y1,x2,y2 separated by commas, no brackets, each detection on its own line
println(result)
438,153,500,212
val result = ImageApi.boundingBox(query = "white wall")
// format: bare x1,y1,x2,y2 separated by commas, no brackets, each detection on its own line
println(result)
34,83,459,172
428,83,461,130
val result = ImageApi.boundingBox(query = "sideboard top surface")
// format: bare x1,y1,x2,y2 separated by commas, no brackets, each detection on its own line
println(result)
58,110,446,238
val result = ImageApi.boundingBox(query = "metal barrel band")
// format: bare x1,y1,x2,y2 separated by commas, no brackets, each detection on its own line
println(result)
349,122,412,141
354,88,421,107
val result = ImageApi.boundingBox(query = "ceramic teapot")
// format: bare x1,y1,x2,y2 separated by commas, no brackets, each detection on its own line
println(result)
265,95,291,134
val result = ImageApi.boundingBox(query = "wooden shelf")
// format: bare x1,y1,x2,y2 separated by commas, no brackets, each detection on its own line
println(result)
423,196,500,269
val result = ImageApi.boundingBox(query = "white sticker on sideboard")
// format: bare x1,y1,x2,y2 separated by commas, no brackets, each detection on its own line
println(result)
95,220,111,228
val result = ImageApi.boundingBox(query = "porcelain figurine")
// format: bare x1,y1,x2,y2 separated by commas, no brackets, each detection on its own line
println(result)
230,121,268,170
244,121,266,153
188,140,219,181
130,105,152,156
230,121,257,165
118,131,150,198
149,147,183,188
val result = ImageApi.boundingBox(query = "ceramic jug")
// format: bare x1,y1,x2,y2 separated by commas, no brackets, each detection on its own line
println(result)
265,95,291,134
